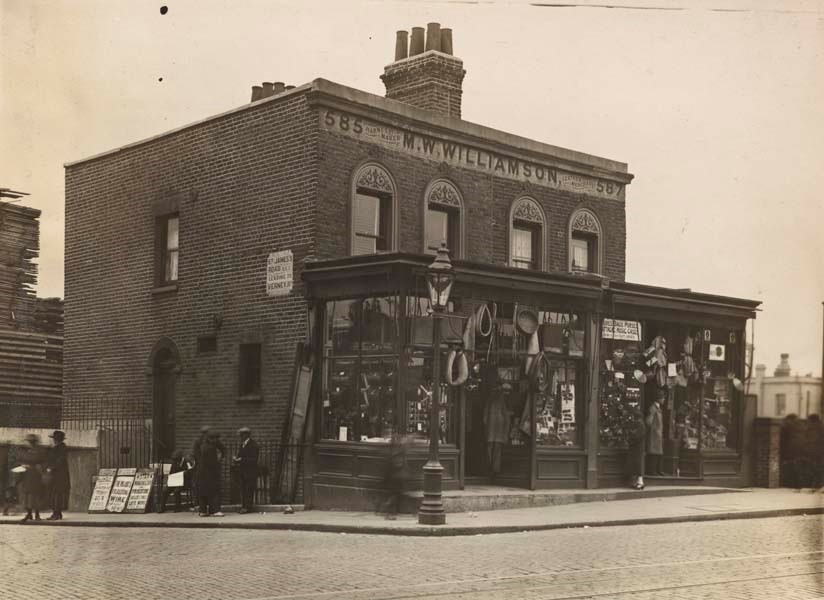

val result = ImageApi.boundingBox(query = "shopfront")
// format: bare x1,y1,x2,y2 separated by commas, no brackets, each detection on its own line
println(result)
303,253,759,510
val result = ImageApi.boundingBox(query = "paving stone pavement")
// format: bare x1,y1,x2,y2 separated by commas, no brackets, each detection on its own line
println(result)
1,515,823,599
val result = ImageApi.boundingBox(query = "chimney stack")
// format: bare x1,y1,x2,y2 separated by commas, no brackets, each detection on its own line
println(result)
381,24,466,119
394,30,409,60
775,353,792,377
251,85,263,102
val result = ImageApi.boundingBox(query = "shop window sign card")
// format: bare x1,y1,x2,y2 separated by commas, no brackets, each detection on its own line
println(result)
125,469,156,513
709,344,726,361
106,467,137,513
87,468,118,513
560,383,576,423
602,319,642,341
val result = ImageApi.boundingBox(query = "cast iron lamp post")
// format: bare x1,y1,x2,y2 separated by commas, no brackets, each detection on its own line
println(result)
418,243,454,526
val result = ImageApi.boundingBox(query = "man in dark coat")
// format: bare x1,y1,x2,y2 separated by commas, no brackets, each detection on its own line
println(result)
45,430,70,520
195,431,224,516
232,427,259,514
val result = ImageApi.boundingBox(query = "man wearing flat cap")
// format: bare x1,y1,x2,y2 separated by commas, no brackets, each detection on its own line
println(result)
46,430,70,520
233,427,259,514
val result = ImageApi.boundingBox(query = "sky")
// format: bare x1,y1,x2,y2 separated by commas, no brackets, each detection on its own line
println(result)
1,0,822,376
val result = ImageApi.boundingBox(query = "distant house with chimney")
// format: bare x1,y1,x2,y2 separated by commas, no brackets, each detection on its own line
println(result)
751,353,822,418
0,189,64,427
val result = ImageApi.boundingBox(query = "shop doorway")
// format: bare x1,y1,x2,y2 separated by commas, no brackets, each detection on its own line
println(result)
151,340,179,461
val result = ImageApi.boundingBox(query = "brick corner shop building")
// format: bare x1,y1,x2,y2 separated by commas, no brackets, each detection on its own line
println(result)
63,24,760,509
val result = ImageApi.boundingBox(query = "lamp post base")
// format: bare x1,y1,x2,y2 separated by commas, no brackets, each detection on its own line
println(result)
418,460,446,525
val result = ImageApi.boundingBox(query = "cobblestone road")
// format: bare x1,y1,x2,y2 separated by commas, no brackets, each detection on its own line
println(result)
1,516,823,599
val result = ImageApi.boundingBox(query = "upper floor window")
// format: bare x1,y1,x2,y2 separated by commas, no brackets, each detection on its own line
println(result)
775,393,786,417
509,197,546,270
351,164,396,256
569,209,602,274
158,214,179,284
424,180,463,256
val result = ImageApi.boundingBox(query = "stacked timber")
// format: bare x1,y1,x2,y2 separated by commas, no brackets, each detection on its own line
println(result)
0,203,40,331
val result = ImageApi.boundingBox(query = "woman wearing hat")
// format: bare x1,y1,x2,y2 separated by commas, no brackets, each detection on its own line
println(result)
46,430,70,520
17,433,46,521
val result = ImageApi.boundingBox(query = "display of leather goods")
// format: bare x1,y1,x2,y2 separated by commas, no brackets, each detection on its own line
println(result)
474,303,493,337
612,348,626,368
516,307,539,335
568,329,585,357
524,330,540,373
542,323,565,353
732,377,744,392
633,369,647,383
682,355,697,377
462,312,476,351
528,353,551,392
445,349,469,386
497,367,517,382
683,335,694,356
676,372,688,387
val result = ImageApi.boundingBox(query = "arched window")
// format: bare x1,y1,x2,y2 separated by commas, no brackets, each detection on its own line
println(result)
423,179,464,257
351,163,397,256
568,208,602,274
509,197,546,270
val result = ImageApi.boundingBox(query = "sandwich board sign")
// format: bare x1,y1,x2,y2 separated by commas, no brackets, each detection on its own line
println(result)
106,467,137,513
87,468,117,513
125,468,156,513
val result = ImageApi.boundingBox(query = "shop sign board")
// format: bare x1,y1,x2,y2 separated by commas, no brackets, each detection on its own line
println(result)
106,467,137,513
320,109,626,201
125,468,156,513
87,468,118,513
602,319,642,341
266,250,293,297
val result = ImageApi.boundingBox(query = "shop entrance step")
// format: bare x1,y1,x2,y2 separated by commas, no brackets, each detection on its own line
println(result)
402,485,745,514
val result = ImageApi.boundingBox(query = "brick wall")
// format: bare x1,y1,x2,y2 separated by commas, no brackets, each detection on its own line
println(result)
64,91,318,451
753,417,781,488
315,129,626,280
381,52,466,119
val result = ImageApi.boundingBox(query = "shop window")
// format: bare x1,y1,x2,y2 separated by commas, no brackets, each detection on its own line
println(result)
775,393,787,416
424,179,463,257
351,164,396,256
238,343,261,396
404,350,457,444
535,360,582,447
598,319,645,449
157,214,179,284
322,295,400,442
568,209,602,274
509,197,546,270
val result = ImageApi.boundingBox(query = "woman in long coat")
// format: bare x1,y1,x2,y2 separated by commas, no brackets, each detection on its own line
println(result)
646,392,665,476
195,432,224,517
46,430,70,520
17,433,46,521
626,405,647,489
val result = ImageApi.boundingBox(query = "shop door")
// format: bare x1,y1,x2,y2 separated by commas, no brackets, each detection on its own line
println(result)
465,387,490,478
152,348,177,460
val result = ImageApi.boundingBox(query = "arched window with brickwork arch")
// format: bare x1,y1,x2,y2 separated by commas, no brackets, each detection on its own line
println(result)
568,208,603,274
422,179,464,258
350,162,398,256
508,197,546,271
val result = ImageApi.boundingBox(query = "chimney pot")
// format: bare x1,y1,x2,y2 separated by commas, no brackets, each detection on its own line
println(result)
409,27,425,56
285,85,295,91
440,28,453,55
425,22,441,52
261,82,274,98
251,86,263,102
273,82,285,94
394,30,409,60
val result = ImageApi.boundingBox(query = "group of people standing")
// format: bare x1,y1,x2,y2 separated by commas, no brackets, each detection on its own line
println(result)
10,430,71,521
164,425,259,516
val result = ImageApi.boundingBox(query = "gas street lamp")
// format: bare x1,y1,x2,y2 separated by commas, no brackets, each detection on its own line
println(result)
418,242,455,525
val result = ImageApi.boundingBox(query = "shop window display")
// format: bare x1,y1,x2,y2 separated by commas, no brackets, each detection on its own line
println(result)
598,319,645,448
322,296,400,442
535,360,581,447
404,351,457,444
